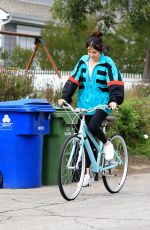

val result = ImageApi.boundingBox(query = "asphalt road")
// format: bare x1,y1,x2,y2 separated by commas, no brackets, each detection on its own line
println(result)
0,173,150,230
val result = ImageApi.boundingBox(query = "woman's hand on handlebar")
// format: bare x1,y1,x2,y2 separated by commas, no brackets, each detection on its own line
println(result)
109,102,117,110
58,99,66,107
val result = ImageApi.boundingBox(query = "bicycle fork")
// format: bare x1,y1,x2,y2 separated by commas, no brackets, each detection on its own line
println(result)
67,136,84,170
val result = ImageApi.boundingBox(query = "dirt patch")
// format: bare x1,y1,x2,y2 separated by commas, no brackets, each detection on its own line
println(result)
128,155,150,174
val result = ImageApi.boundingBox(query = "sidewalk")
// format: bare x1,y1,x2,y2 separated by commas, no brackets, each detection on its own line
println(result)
0,173,150,230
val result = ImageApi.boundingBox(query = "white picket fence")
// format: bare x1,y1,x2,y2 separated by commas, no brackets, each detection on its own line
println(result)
122,73,143,90
2,69,143,90
32,70,143,90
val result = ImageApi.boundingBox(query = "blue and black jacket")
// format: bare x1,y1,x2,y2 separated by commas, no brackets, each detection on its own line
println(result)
62,53,124,113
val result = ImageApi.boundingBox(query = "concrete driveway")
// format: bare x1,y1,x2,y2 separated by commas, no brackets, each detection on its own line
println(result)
0,172,150,230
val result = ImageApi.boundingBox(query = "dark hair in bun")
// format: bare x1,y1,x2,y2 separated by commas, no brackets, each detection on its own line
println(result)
86,30,104,52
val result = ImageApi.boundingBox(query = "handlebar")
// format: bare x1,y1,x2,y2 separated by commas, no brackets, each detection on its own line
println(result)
61,100,111,114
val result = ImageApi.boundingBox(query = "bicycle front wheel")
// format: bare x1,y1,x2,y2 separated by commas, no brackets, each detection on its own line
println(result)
102,134,128,193
58,135,85,201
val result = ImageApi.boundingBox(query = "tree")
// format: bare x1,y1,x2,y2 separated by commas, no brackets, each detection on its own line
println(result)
105,18,149,74
51,0,117,33
39,18,97,70
11,47,32,69
111,0,150,80
51,0,150,79
51,0,102,33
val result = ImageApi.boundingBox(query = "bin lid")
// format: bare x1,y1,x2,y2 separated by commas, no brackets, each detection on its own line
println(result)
0,99,56,112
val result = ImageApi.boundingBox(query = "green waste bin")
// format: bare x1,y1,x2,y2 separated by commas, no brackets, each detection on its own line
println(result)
42,108,78,185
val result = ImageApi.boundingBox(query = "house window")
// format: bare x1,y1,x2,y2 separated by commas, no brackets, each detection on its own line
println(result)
19,0,53,5
17,25,41,49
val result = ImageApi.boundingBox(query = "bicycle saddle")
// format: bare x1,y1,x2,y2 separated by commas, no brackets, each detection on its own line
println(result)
105,116,115,122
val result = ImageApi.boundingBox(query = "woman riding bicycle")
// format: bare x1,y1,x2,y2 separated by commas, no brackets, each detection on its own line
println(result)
58,30,124,186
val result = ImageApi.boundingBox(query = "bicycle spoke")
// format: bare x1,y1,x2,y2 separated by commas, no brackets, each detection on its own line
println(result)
102,134,128,193
58,135,85,201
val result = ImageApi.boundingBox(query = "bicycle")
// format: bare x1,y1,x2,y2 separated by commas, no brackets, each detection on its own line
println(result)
58,101,128,201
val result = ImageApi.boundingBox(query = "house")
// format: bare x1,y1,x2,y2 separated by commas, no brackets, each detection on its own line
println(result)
0,0,53,66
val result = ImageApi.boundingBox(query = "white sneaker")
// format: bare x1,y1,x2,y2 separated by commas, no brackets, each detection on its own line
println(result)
82,174,92,187
103,141,114,161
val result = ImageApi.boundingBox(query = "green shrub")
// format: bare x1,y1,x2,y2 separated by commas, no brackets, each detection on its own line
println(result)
133,84,150,97
33,83,62,105
116,101,138,137
0,72,34,101
110,86,150,156
116,100,148,140
33,83,77,107
10,47,32,69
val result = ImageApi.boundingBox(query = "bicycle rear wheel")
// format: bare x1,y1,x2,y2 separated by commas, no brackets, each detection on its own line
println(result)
58,135,85,201
102,134,128,193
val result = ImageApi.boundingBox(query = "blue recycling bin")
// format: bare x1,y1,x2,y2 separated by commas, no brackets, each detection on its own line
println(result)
0,99,55,189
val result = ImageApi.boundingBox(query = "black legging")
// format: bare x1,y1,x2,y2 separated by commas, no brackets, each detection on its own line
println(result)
76,109,108,168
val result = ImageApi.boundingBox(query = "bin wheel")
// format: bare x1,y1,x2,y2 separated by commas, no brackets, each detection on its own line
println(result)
0,173,3,186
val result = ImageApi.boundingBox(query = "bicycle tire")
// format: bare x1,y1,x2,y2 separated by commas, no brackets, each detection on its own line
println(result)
58,135,85,201
102,134,128,193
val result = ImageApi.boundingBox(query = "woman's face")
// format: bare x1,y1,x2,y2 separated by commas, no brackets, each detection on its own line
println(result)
87,47,101,62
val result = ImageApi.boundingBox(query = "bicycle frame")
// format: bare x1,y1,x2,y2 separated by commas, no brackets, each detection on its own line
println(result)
71,114,119,174
63,102,120,174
